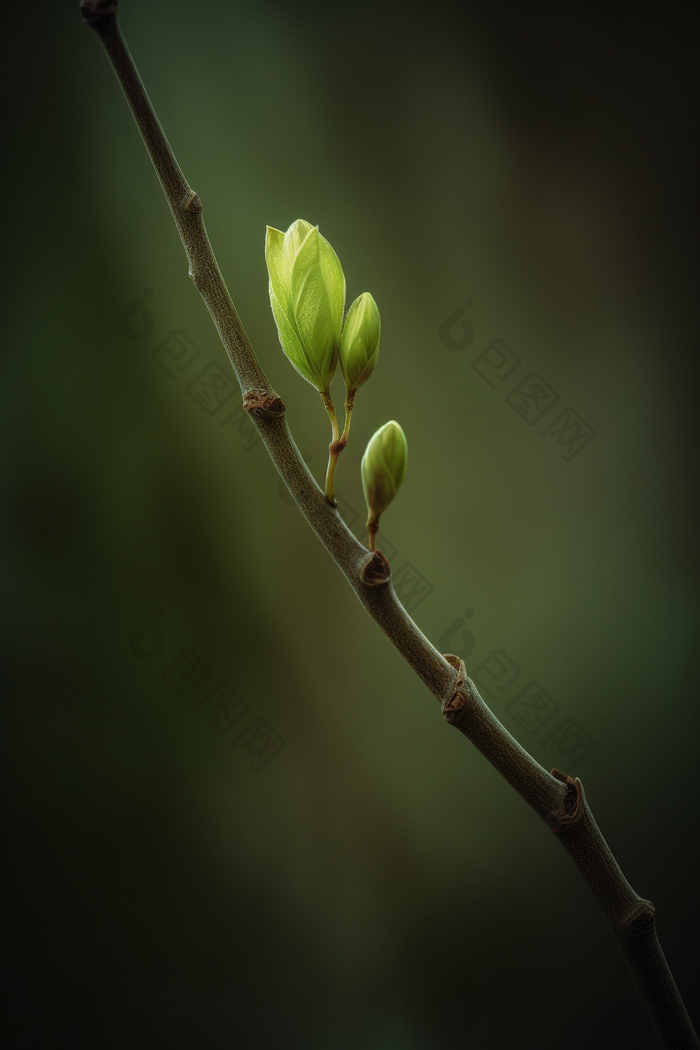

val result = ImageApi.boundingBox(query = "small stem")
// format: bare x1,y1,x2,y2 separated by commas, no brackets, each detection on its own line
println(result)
366,513,380,552
320,388,341,504
323,390,356,508
324,388,357,504
319,389,339,444
340,388,356,446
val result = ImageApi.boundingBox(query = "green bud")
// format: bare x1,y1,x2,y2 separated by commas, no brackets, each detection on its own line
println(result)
361,420,408,522
339,292,380,392
265,219,346,392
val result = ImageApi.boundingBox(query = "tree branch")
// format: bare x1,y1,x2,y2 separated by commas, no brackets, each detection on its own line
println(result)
81,3,698,1047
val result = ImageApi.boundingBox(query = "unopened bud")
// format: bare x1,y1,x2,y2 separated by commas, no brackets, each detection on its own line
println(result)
361,421,408,536
339,292,380,392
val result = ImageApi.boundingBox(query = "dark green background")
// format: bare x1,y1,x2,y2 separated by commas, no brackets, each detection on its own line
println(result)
5,1,698,1047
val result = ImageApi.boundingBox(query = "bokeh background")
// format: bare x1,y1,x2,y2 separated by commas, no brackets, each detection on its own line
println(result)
4,1,699,1047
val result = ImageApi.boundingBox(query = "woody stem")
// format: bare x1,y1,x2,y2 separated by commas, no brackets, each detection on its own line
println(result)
80,7,699,1047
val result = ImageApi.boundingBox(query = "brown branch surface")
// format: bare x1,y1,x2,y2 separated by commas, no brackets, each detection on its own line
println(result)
81,5,699,1047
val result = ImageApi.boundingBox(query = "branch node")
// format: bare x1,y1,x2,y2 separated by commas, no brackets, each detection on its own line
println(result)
243,389,285,420
548,768,584,833
185,192,203,213
443,654,463,675
358,550,391,587
441,655,471,722
80,0,118,24
624,900,656,936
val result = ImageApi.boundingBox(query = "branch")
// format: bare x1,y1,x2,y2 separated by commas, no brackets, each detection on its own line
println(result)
81,4,698,1047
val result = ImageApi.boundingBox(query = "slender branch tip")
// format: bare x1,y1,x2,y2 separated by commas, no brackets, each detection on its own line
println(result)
80,0,118,24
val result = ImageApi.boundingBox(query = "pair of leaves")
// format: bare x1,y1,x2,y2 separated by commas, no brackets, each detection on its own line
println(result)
266,220,345,392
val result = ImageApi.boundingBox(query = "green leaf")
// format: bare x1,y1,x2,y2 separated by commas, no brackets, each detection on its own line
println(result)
269,284,321,389
283,219,315,277
265,226,288,312
317,234,347,339
265,217,346,393
291,227,344,391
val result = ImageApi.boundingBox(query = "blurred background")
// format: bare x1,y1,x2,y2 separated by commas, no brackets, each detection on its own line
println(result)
4,1,699,1046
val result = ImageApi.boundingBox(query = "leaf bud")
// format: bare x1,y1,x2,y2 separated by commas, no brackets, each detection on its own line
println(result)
339,292,380,392
361,420,408,526
265,219,346,392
